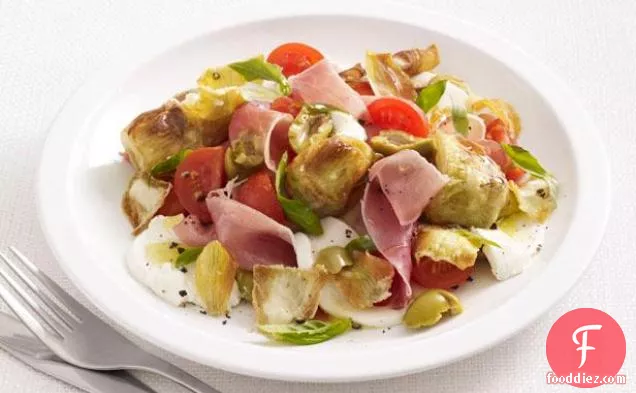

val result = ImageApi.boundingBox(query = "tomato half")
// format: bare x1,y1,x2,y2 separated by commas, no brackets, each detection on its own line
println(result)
267,42,324,77
157,188,186,216
412,257,474,289
485,118,510,144
367,97,430,137
271,96,303,117
234,169,286,224
174,147,226,223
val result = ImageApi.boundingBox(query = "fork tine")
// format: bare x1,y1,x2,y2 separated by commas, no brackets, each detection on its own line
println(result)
9,247,87,320
1,251,76,328
0,260,68,337
0,279,61,348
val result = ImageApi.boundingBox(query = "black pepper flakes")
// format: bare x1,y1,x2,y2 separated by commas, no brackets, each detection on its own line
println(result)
169,242,178,249
222,320,228,325
200,310,207,315
212,71,221,80
180,171,191,179
180,267,188,273
351,321,362,330
179,290,188,297
225,312,231,319
345,229,353,239
467,276,474,282
450,285,459,290
177,247,185,254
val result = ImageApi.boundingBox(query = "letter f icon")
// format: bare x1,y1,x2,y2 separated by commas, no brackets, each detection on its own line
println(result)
572,324,602,368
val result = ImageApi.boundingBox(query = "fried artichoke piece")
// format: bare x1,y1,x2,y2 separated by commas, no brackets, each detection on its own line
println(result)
179,87,245,146
339,63,366,83
121,173,171,234
194,241,238,316
252,265,326,324
508,178,558,222
365,52,416,100
121,103,201,172
424,133,508,228
288,105,334,152
392,44,440,76
224,132,265,179
333,251,394,309
286,136,374,216
370,130,435,159
413,225,479,270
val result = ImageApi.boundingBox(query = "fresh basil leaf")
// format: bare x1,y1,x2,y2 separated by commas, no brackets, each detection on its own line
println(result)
229,55,291,95
451,105,469,136
174,246,203,268
501,144,549,179
151,149,192,177
455,229,501,249
345,235,377,254
275,152,323,235
415,80,446,112
258,319,352,345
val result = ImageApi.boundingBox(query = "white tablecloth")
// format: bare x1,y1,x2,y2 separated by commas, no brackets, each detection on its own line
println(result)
0,0,634,392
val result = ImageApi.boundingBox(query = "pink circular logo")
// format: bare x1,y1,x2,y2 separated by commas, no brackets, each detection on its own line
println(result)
546,308,626,388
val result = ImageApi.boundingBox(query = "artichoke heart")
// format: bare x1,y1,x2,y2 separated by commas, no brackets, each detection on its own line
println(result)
197,66,246,90
179,86,245,146
413,225,479,270
288,104,334,152
509,178,558,222
365,51,416,100
121,103,200,173
333,251,394,309
121,173,171,234
194,241,238,316
252,265,326,324
370,130,435,159
424,133,508,228
286,135,374,216
224,132,265,179
392,45,440,76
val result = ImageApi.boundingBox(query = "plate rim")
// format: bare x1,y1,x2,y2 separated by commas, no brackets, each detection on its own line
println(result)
36,1,611,382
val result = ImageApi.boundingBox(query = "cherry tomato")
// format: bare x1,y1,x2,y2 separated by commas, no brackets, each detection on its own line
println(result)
367,97,430,137
174,147,226,223
271,96,303,117
348,81,374,96
485,118,510,143
157,188,186,216
267,42,324,77
234,169,286,224
412,257,474,290
505,166,526,182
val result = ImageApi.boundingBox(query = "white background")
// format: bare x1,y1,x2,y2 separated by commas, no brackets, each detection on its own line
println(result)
0,0,634,392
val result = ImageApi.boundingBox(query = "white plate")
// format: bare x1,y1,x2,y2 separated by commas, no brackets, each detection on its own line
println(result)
36,1,610,382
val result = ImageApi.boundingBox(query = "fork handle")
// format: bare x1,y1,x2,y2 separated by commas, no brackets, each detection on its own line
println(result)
133,355,220,393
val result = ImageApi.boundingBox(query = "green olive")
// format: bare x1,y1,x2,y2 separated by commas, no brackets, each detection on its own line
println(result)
235,269,254,302
402,289,463,329
315,246,353,274
370,130,435,158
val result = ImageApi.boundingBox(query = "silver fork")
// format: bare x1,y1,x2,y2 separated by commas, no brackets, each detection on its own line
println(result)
0,247,220,393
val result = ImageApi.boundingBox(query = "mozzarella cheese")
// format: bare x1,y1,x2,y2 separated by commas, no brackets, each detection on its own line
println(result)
127,215,240,309
437,81,469,110
330,110,368,141
438,112,486,141
473,218,546,281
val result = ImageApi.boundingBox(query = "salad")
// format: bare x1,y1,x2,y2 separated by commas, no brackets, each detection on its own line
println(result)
120,42,558,345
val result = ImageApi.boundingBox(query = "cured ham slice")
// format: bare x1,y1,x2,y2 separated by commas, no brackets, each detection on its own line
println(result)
228,102,293,170
290,60,368,119
206,195,311,270
361,150,447,308
173,215,217,247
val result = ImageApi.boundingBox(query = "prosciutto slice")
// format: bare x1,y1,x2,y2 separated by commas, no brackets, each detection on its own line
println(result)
361,150,447,308
173,215,217,247
206,195,311,270
228,102,293,171
290,60,368,119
